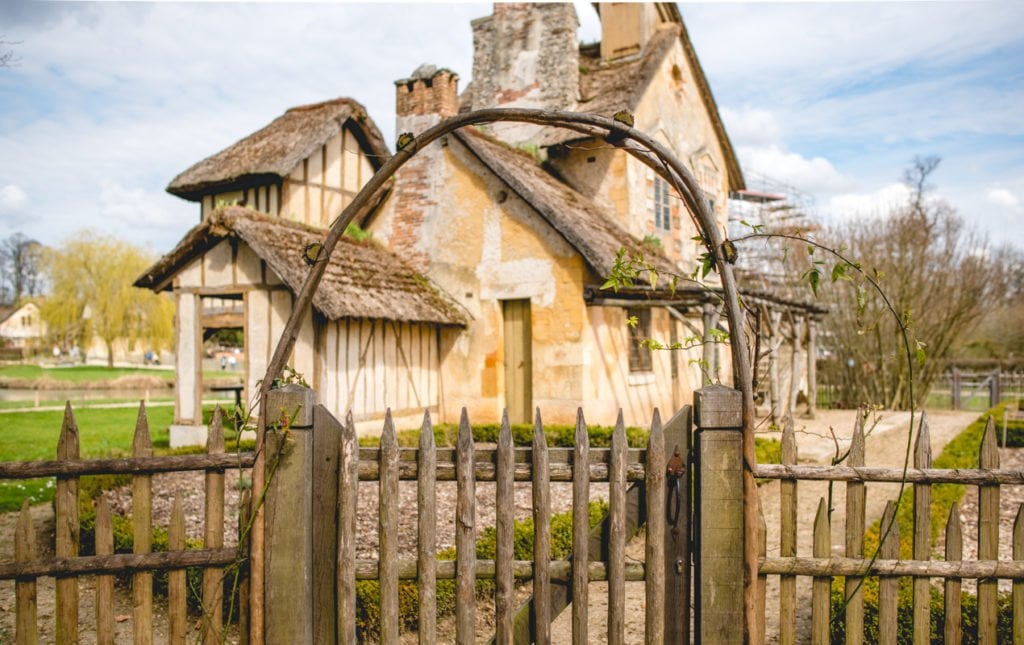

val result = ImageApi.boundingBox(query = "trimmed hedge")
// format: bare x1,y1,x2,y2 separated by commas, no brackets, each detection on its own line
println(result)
358,422,649,449
359,423,784,466
829,578,1014,643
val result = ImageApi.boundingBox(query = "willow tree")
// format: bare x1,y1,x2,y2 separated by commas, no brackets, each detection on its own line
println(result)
820,157,1008,409
41,231,173,366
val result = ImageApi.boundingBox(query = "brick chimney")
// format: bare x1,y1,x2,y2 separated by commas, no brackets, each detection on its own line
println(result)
469,3,579,143
395,64,460,134
386,64,460,273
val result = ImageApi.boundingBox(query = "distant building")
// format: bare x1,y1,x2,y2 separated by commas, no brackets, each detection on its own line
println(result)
0,301,45,354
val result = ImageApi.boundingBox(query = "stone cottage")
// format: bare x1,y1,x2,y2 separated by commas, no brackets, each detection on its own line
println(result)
138,2,817,436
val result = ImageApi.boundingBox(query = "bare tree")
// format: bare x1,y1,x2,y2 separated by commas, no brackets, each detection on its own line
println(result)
0,37,19,68
819,156,1009,409
0,233,43,304
959,246,1024,360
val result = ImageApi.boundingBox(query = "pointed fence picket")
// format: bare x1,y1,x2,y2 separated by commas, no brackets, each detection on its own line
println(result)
0,402,251,644
755,413,1024,642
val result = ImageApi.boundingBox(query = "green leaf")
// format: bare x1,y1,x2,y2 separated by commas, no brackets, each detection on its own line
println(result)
807,245,815,255
699,253,715,278
915,340,927,366
804,267,821,296
856,286,867,316
831,262,848,282
626,315,638,329
641,338,664,351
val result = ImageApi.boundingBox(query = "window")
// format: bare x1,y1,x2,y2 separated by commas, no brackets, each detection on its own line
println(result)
653,177,671,231
628,307,653,372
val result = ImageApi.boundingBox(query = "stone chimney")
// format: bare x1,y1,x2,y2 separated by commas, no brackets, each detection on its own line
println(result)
599,3,659,61
469,3,579,143
395,64,460,134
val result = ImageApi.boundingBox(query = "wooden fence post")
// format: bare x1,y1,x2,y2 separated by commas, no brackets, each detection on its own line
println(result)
694,384,744,644
806,317,818,419
263,384,339,644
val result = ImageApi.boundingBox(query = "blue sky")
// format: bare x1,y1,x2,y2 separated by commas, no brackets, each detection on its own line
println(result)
1,0,1022,255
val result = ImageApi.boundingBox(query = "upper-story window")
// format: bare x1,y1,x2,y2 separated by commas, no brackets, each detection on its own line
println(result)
654,177,671,231
628,307,653,372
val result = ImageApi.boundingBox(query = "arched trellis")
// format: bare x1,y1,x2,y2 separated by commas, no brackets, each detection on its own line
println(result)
249,108,761,640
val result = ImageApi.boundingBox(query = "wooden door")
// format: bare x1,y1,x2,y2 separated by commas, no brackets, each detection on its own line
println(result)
502,299,533,424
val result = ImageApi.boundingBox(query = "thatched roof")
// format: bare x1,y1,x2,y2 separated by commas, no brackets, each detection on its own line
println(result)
167,98,390,201
135,207,467,326
454,128,678,281
538,9,744,192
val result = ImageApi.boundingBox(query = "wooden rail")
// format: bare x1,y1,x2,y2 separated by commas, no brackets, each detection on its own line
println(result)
4,403,243,643
755,413,1024,642
753,463,1024,484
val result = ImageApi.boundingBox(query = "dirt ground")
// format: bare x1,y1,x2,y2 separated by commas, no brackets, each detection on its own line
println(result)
0,407,1004,644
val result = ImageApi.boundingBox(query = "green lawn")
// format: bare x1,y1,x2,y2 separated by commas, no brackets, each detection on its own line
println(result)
0,405,175,512
0,364,174,383
0,364,233,385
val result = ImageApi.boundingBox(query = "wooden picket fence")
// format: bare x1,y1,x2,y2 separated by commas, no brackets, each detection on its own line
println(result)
0,403,253,644
9,387,1021,643
754,412,1024,643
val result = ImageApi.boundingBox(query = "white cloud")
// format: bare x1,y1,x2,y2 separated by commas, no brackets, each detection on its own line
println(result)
987,188,1019,209
738,144,854,196
99,179,183,232
828,183,911,220
0,184,28,213
721,107,783,149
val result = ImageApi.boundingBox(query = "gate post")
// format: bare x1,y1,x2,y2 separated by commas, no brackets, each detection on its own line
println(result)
263,384,340,644
952,367,961,410
694,384,744,644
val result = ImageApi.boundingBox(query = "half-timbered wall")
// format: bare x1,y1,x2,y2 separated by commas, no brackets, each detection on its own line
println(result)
196,124,377,228
171,238,443,432
317,319,442,432
279,124,377,229
201,184,281,221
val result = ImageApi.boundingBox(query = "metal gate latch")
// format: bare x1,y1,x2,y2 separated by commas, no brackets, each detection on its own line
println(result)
666,445,686,535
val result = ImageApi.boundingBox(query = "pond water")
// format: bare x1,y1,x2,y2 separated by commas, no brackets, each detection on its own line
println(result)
0,388,232,405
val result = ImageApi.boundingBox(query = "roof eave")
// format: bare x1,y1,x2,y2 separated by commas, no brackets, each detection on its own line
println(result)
166,172,284,202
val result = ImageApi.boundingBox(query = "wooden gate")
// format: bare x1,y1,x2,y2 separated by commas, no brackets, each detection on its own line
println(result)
260,384,697,644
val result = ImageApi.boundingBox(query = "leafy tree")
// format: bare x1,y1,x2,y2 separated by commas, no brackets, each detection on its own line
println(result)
0,232,44,304
40,231,173,366
817,157,1009,409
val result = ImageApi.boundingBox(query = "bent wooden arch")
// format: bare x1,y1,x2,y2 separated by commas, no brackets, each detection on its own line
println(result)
251,108,760,641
